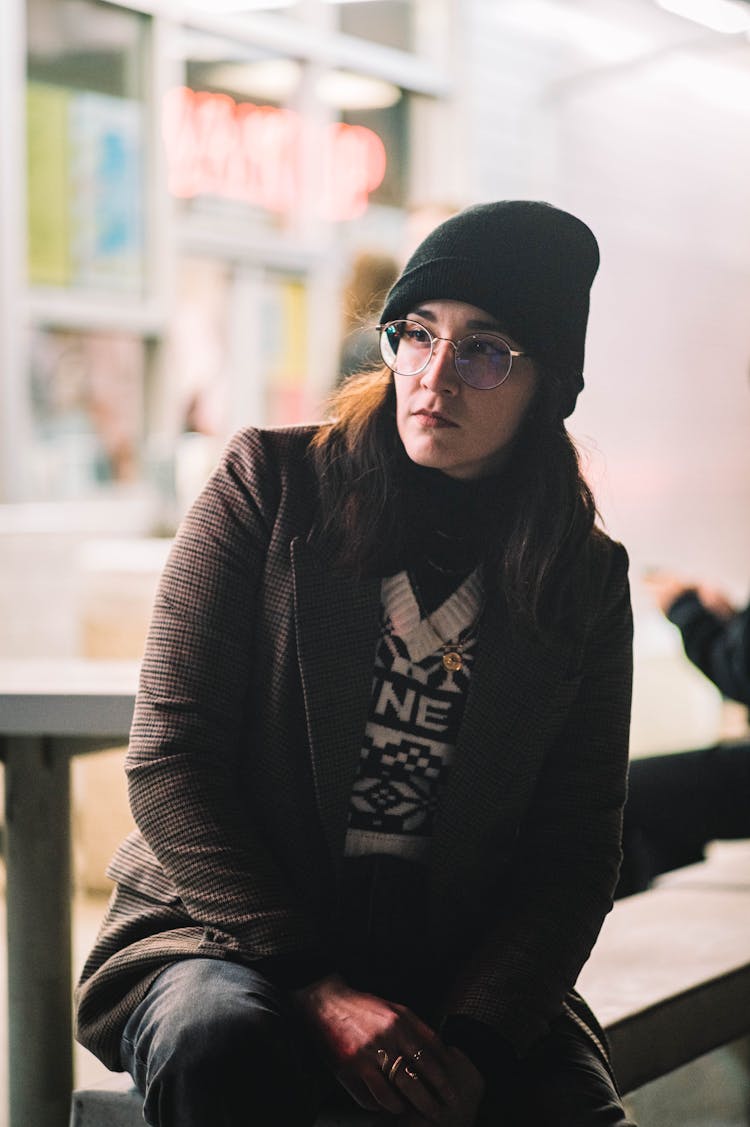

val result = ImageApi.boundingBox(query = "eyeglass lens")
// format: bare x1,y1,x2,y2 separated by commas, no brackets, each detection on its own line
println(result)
380,320,513,390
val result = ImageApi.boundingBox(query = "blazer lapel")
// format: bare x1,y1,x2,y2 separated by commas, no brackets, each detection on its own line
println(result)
291,537,381,866
431,598,571,910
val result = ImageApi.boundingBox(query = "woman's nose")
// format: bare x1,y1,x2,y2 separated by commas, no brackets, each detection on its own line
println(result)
419,339,458,393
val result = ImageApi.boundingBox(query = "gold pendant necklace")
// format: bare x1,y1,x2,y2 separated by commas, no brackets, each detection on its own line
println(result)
429,619,469,672
441,648,465,673
408,570,483,674
421,593,483,673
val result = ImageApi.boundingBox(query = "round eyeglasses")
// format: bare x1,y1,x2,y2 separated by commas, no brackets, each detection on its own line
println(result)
378,319,529,391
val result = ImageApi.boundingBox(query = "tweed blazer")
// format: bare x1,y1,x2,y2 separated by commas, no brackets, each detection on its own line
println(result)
75,425,633,1071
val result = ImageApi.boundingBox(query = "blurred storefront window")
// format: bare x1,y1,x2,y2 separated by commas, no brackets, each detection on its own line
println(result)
28,327,146,497
26,0,148,292
6,0,450,508
167,30,404,222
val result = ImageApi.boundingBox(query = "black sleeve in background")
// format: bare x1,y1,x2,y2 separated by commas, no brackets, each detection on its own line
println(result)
667,592,750,708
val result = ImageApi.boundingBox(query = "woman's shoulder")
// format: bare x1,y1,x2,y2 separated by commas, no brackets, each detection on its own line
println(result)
219,424,322,490
588,526,630,578
225,423,321,463
579,528,632,626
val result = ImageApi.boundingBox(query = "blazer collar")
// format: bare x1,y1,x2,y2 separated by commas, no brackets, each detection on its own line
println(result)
291,536,381,866
430,596,573,912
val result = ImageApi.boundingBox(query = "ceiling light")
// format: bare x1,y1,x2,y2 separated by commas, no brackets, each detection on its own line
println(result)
499,1,656,63
204,59,302,100
655,0,750,33
315,71,402,110
183,0,294,13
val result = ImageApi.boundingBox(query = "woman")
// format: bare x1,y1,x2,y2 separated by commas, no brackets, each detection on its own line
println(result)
76,201,635,1126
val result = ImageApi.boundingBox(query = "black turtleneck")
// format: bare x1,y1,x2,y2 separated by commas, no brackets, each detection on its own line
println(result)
398,461,503,613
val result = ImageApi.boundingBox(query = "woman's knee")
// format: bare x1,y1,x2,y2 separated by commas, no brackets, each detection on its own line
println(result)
123,959,322,1126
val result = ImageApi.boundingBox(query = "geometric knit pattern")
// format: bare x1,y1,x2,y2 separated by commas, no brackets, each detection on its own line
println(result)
345,568,483,862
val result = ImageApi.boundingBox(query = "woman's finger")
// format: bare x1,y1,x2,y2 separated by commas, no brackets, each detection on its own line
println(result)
338,1067,405,1115
387,1052,446,1121
386,1012,456,1106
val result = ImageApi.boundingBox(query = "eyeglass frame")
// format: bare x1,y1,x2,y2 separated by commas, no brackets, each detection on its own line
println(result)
376,318,531,390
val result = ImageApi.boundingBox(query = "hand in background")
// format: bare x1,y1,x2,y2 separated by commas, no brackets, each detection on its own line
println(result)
694,582,736,621
644,570,736,621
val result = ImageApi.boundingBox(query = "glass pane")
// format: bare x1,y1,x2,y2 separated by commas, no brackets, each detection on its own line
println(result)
26,0,147,291
184,36,300,108
341,95,408,210
335,1,415,52
167,30,303,228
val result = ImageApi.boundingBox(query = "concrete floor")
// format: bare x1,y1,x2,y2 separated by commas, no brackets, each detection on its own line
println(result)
1,879,749,1127
625,1038,750,1126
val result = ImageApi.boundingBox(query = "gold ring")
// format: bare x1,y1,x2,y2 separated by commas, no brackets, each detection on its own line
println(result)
388,1054,405,1083
404,1066,420,1081
376,1048,390,1073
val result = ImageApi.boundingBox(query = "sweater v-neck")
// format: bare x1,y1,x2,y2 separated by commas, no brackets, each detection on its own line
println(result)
381,568,484,664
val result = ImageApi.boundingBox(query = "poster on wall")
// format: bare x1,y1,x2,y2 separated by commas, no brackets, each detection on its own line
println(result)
68,90,144,290
261,273,310,426
29,327,144,496
26,83,71,286
26,82,145,292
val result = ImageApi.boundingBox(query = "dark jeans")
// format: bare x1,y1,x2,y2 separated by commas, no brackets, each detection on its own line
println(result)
120,958,635,1127
616,740,750,898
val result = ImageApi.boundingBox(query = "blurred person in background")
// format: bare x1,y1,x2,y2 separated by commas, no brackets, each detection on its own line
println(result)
617,569,750,898
75,201,635,1127
339,250,400,380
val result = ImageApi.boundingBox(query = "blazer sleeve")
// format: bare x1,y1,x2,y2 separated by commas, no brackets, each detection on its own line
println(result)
124,429,328,975
668,591,750,707
443,540,633,1055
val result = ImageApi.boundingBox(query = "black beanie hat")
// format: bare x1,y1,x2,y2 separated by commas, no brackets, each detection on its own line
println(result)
380,200,600,417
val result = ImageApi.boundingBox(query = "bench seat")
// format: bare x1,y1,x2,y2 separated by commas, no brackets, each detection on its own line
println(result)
70,842,750,1126
69,1080,378,1127
578,839,750,1093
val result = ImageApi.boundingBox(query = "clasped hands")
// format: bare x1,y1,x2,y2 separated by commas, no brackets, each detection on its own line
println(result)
294,974,484,1127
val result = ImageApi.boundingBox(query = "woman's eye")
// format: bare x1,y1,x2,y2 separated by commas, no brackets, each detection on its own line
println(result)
468,338,506,359
405,328,430,344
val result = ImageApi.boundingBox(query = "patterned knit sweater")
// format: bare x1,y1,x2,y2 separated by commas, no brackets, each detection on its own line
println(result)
345,567,483,863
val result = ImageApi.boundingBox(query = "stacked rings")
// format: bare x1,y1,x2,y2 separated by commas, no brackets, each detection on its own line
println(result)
405,1047,424,1081
376,1046,425,1084
388,1055,406,1082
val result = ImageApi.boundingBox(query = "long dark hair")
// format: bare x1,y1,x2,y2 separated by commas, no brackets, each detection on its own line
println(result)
310,365,599,634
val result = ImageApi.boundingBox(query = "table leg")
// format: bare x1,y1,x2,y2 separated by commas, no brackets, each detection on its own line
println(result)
4,736,72,1127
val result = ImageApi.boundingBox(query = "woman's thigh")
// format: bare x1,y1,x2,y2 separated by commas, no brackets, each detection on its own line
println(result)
120,958,334,1127
479,1017,636,1127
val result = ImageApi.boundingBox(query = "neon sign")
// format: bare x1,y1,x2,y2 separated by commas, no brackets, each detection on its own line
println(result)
162,86,387,222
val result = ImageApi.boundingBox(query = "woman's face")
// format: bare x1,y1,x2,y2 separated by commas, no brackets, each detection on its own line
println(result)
392,299,540,480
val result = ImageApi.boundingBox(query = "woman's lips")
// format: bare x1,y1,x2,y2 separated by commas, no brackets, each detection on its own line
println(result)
412,410,458,428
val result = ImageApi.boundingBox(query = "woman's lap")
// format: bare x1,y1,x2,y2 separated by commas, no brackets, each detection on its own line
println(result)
120,957,634,1127
479,1015,635,1126
121,958,333,1126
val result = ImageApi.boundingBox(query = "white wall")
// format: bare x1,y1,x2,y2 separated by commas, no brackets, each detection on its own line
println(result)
462,0,750,749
